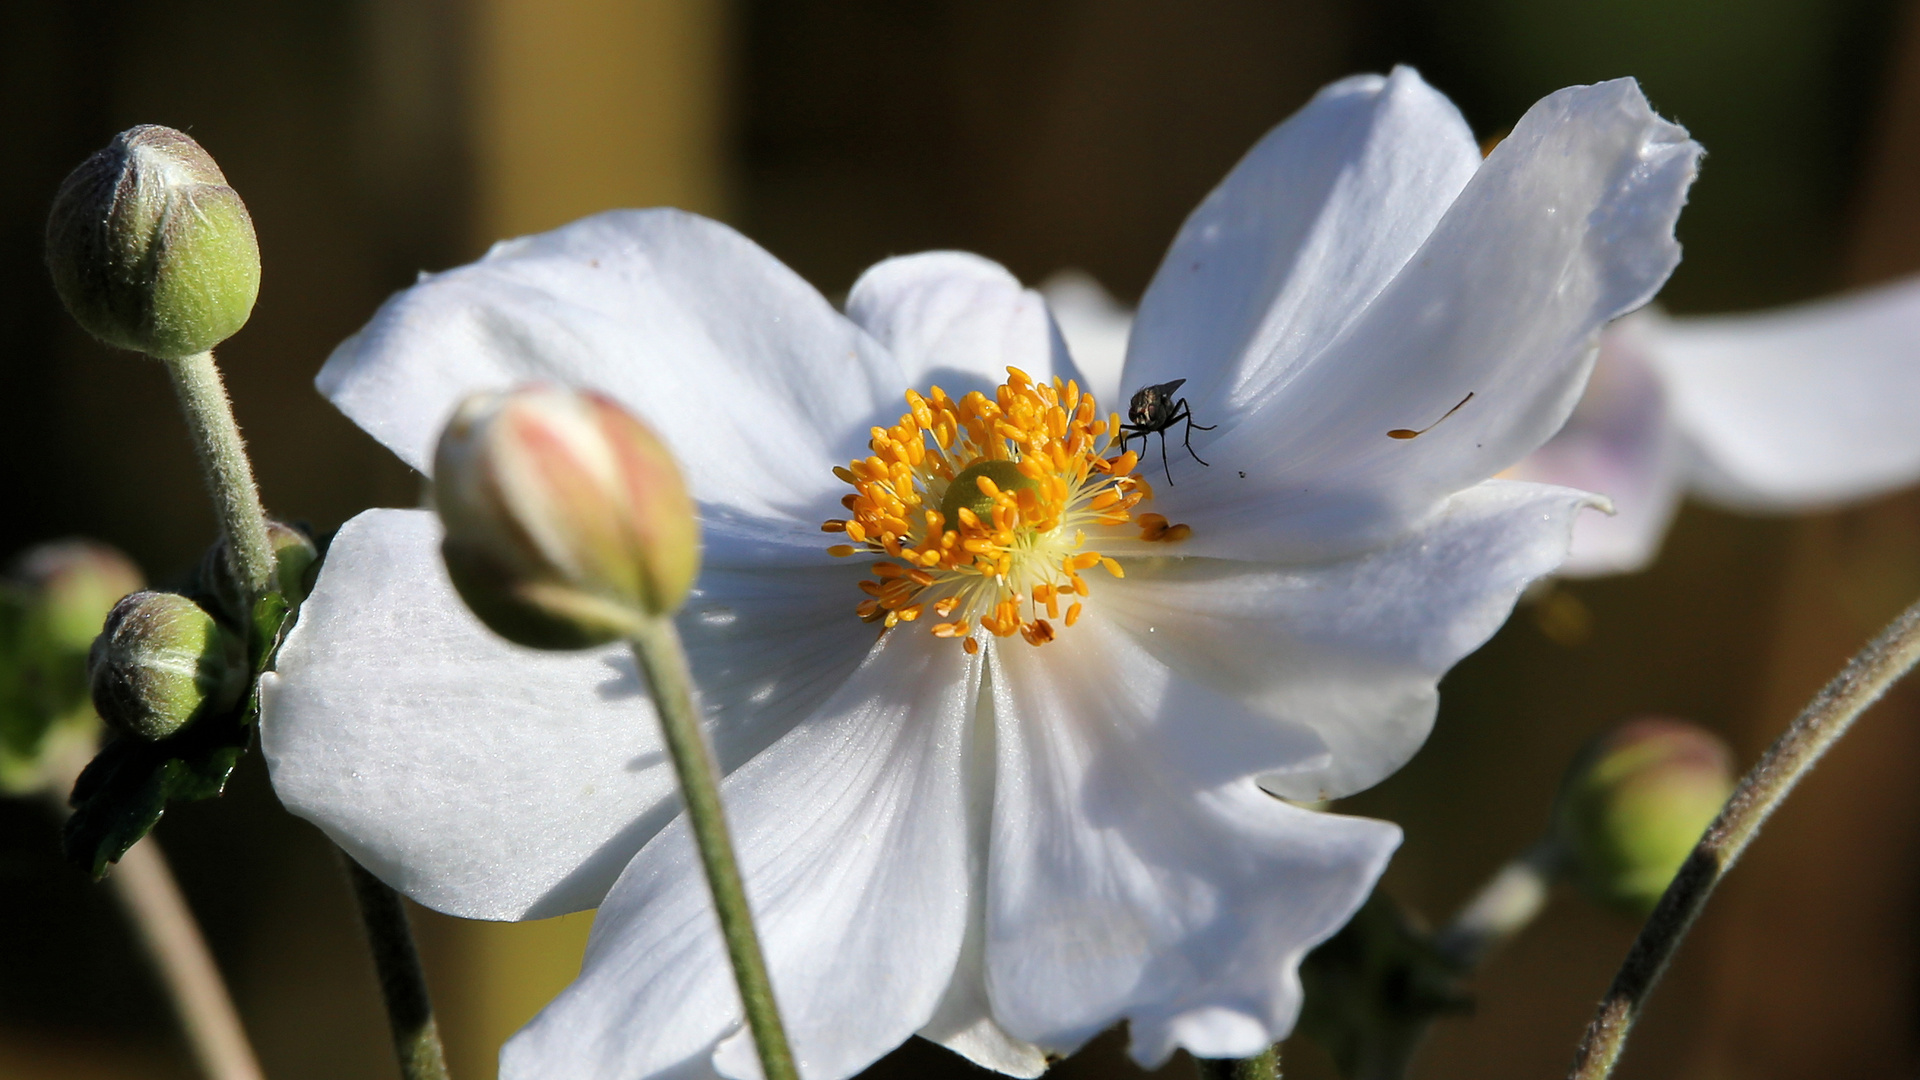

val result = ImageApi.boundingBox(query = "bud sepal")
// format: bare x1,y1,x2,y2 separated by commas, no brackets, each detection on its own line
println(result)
1297,889,1473,1077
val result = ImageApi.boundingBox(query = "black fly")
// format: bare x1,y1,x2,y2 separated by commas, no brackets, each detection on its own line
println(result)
1118,379,1215,485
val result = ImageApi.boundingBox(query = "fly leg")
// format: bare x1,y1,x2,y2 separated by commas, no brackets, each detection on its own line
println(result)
1174,401,1215,467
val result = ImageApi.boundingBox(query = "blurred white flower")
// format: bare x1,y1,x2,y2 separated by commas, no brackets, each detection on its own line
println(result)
1513,283,1920,574
259,67,1695,1079
1054,276,1920,579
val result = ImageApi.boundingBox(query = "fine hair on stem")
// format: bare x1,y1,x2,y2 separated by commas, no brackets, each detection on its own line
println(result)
164,349,275,601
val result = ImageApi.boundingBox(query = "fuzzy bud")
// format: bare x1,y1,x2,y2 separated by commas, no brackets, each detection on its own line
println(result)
433,385,699,650
89,592,246,741
1553,717,1736,916
45,125,260,359
201,520,320,623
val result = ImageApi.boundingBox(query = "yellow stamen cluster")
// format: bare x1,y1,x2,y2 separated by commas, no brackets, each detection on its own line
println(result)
823,367,1186,651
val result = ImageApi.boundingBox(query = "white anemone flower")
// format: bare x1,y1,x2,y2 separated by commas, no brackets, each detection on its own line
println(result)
1055,276,1920,580
259,67,1697,1079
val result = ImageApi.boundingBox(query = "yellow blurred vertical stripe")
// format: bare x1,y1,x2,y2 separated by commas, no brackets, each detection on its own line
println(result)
472,0,730,242
440,911,596,1079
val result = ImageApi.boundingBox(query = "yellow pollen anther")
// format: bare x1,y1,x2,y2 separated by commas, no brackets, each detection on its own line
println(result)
824,367,1179,649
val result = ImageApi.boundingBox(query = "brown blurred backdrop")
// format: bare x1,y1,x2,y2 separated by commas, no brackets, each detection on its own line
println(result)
3,0,1918,1077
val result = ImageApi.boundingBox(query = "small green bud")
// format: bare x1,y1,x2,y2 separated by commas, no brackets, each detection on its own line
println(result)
8,540,144,659
433,385,700,650
88,592,246,741
1554,717,1736,917
201,519,319,623
45,125,260,359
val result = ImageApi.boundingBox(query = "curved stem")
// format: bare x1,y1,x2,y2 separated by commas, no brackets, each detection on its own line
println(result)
629,617,798,1080
1568,596,1920,1080
342,853,451,1080
165,350,274,600
109,835,265,1080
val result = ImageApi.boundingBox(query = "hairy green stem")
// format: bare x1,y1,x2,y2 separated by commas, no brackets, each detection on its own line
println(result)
342,853,450,1080
1568,596,1920,1080
629,617,797,1080
1196,1044,1280,1080
110,833,265,1080
164,350,274,600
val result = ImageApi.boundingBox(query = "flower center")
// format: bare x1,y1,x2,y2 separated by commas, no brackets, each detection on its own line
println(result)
823,367,1188,652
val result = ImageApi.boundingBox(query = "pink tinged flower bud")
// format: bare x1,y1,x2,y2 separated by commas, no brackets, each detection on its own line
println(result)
45,125,261,359
1553,717,1737,917
433,386,699,650
88,592,247,741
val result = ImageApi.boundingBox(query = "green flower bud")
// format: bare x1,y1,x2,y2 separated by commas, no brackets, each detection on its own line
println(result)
88,592,246,741
8,540,144,659
1554,717,1736,917
45,125,260,359
0,540,145,791
433,385,699,650
200,519,319,623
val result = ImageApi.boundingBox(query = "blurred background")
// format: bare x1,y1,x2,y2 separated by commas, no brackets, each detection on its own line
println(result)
4,0,1919,1077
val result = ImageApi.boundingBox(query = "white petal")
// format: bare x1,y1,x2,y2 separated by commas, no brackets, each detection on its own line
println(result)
1144,78,1698,561
317,209,900,548
915,650,1048,1080
1505,315,1683,576
844,251,1068,399
1124,67,1480,442
1101,480,1598,801
503,630,979,1080
1041,271,1132,410
921,959,1049,1080
678,562,882,775
1646,276,1920,509
983,619,1398,1065
259,509,673,920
